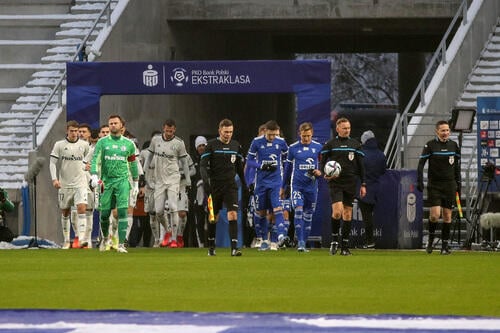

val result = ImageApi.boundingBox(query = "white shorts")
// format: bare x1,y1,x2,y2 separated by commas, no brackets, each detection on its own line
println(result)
58,187,88,210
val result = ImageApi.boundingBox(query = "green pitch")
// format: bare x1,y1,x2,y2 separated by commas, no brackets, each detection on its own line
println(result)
0,248,498,316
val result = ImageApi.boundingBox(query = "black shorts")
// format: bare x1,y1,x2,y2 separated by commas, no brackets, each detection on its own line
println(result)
428,181,456,209
212,181,239,213
328,184,355,207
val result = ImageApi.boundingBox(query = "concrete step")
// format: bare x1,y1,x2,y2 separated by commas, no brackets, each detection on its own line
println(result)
55,28,100,39
26,77,66,87
0,0,71,15
70,2,117,15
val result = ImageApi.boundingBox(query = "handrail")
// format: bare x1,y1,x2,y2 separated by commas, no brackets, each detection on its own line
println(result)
384,0,469,169
31,0,113,150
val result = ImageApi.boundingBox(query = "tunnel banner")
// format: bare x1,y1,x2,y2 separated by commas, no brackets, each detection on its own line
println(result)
66,60,331,143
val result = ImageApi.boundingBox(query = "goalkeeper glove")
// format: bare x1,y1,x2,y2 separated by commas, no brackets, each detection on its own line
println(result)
131,181,139,199
89,175,100,189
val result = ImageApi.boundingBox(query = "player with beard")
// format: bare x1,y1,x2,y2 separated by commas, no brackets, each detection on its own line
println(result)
145,119,191,248
90,115,139,253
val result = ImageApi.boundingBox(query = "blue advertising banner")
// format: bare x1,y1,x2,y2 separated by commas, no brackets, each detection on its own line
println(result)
350,170,423,249
476,97,500,191
66,60,331,247
66,60,331,143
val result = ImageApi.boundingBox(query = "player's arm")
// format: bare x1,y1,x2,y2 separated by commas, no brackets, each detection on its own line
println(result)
49,151,60,188
417,144,430,192
199,149,211,195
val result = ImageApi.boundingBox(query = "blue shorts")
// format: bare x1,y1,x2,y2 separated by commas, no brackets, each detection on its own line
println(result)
254,184,281,211
291,185,318,210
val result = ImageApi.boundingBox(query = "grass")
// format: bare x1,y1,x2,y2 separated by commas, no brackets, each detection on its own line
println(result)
0,248,498,317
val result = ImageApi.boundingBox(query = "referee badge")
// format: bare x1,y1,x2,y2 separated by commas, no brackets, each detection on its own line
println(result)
348,152,354,161
449,156,454,165
231,154,236,163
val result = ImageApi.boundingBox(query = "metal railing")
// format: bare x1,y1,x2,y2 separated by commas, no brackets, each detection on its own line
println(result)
31,0,113,149
384,0,470,169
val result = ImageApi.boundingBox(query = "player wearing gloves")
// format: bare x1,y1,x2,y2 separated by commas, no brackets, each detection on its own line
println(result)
246,120,288,251
282,122,322,252
90,115,139,253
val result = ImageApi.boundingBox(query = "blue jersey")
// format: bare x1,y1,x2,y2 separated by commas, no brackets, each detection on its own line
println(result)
283,140,322,189
247,135,288,188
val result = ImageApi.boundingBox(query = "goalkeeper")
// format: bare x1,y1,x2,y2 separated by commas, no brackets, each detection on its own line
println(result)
90,115,139,253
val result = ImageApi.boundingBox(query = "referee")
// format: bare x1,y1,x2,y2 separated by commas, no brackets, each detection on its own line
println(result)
320,117,366,256
417,120,461,255
200,118,248,257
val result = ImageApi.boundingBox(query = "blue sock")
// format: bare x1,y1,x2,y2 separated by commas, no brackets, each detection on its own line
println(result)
294,207,304,242
274,210,285,237
303,210,313,242
254,213,265,239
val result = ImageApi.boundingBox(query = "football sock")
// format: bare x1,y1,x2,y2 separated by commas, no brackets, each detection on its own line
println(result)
61,214,70,243
208,222,216,248
229,220,238,249
253,212,263,239
294,207,304,242
303,210,313,242
441,222,451,244
170,213,179,240
77,213,87,241
270,223,278,243
149,214,159,244
331,218,341,243
85,210,93,246
274,209,285,238
428,221,437,243
125,213,133,239
341,220,351,249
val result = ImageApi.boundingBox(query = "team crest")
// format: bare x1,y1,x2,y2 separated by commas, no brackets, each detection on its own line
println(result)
231,154,236,163
348,152,355,161
449,156,454,165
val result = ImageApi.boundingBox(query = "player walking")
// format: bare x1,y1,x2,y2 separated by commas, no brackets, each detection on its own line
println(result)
90,115,139,253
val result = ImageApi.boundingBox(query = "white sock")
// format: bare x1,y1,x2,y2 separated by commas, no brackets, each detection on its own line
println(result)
78,214,87,241
70,209,78,239
61,215,70,243
126,214,133,239
85,211,93,247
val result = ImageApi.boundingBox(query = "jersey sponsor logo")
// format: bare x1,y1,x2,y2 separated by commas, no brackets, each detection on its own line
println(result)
61,155,83,161
104,155,126,162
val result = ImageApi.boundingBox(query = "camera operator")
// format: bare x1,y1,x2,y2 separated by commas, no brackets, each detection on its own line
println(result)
417,120,461,255
0,188,15,242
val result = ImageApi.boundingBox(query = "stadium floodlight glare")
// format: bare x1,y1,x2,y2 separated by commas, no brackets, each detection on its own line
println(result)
450,108,476,133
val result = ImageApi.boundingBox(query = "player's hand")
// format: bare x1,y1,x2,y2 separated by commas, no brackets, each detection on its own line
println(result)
90,175,100,189
131,181,139,199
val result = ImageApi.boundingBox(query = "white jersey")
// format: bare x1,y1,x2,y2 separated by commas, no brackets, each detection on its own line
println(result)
180,154,195,187
50,138,89,188
148,135,188,186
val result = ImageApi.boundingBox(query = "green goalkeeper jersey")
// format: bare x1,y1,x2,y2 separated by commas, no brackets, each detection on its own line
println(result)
90,134,138,181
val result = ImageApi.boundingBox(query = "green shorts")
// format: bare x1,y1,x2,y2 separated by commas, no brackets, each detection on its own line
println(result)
99,178,131,211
